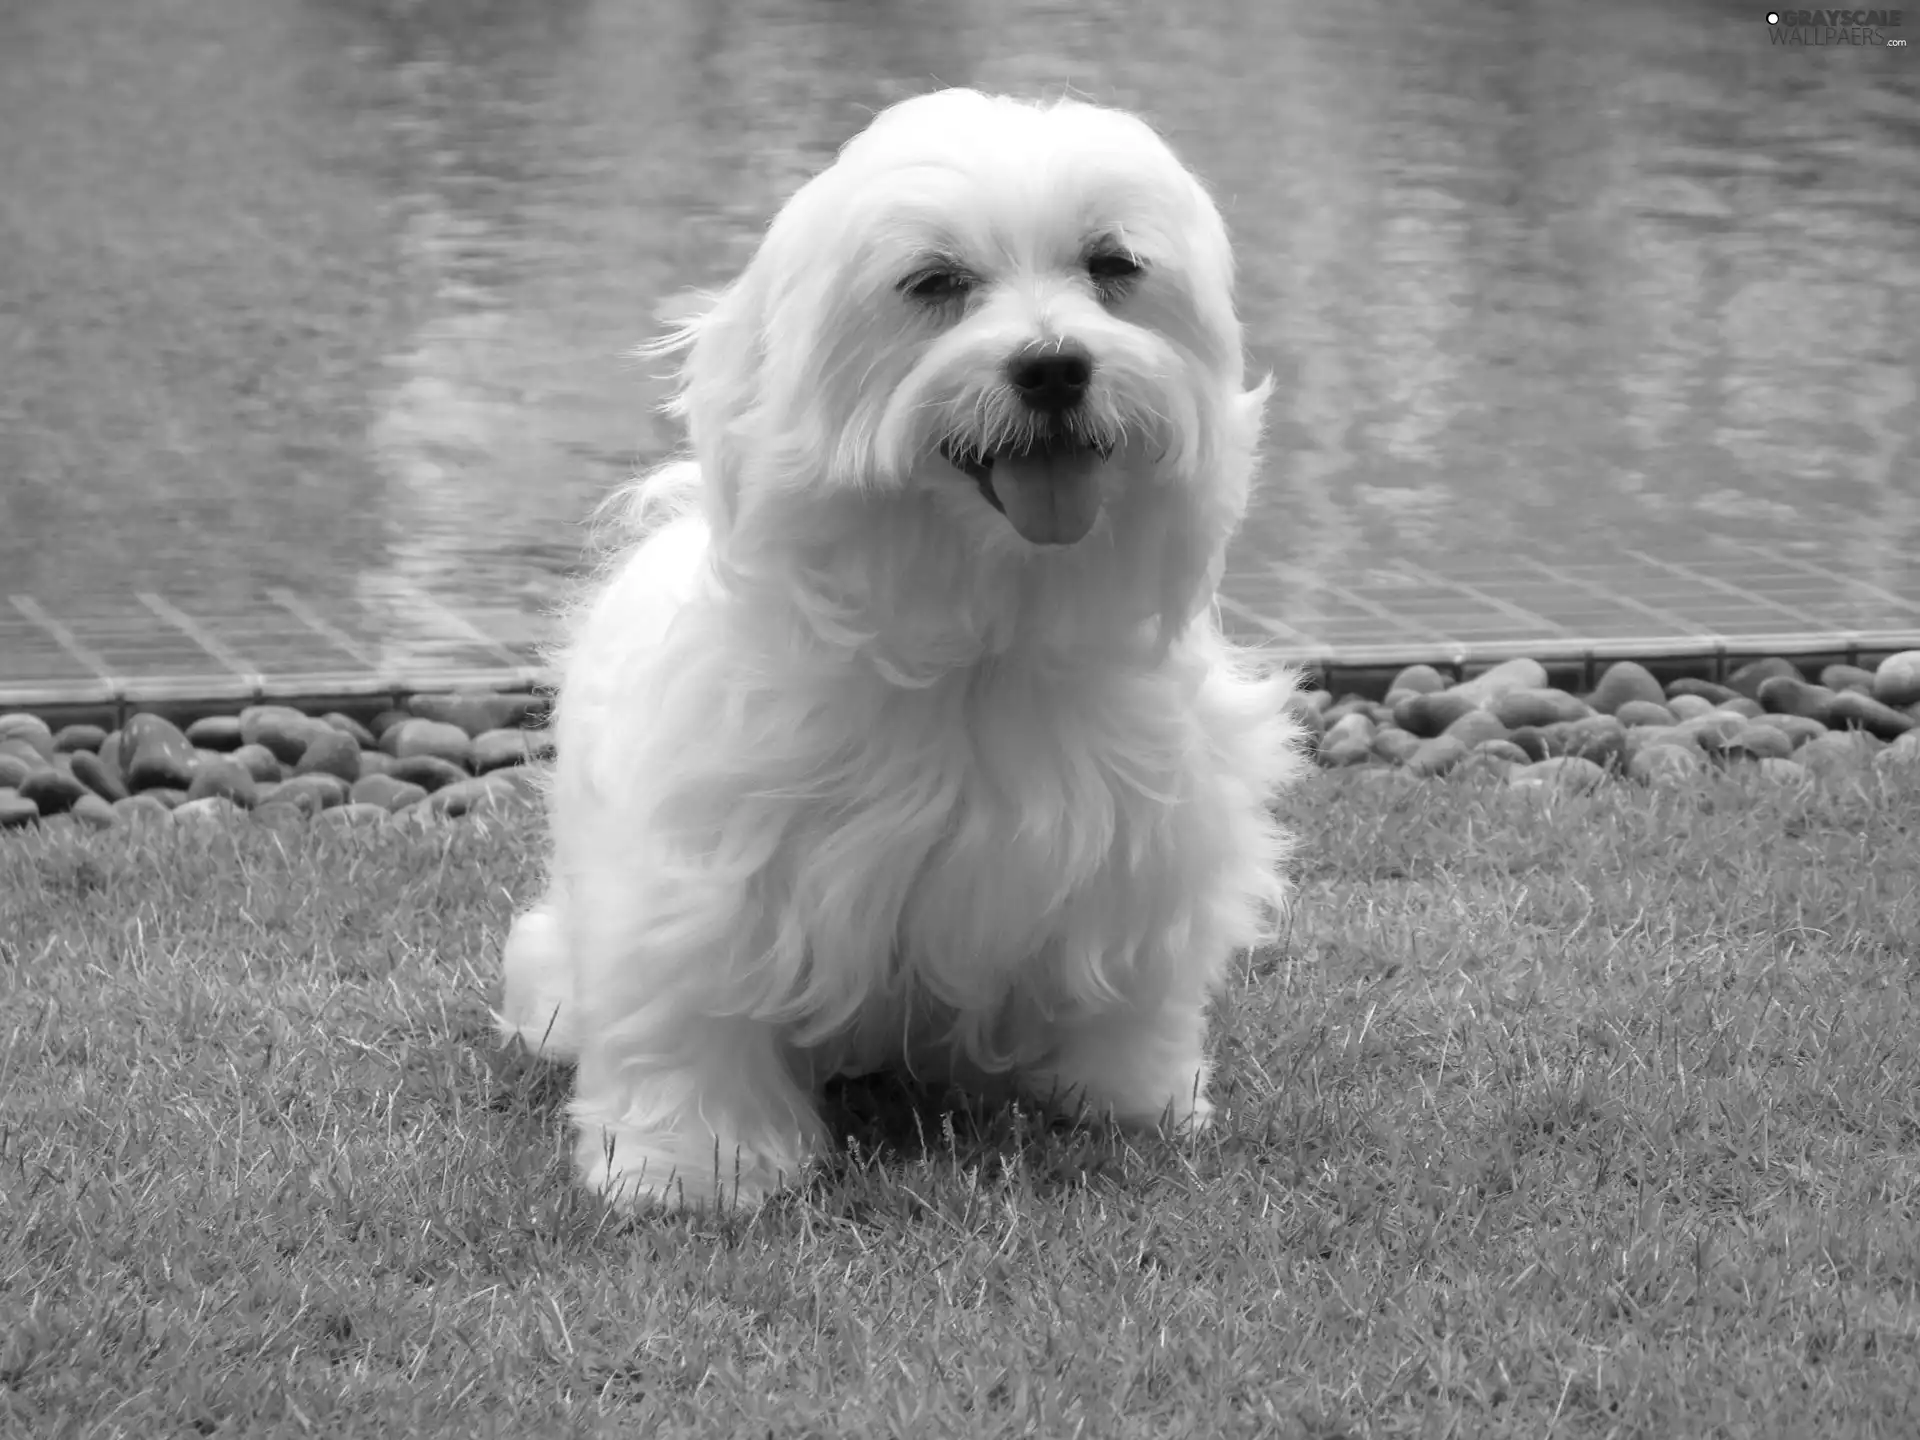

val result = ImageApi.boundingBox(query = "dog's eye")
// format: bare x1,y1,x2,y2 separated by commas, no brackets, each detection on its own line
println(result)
1086,251,1143,285
900,267,973,304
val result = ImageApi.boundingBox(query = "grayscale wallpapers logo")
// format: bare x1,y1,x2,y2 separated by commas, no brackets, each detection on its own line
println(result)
1765,8,1908,42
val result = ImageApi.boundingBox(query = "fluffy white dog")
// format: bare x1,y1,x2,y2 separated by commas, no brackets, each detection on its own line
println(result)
497,88,1305,1210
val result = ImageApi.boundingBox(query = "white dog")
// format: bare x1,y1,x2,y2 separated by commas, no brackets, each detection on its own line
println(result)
497,88,1305,1210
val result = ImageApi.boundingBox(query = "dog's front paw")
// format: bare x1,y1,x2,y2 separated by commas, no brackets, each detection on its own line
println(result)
575,1124,808,1212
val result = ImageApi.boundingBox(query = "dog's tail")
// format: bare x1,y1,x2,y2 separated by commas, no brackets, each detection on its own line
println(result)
494,896,583,1063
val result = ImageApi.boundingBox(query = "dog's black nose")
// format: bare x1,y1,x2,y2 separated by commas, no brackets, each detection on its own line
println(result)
1007,344,1094,414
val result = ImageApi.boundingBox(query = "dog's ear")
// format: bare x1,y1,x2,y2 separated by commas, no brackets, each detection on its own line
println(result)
641,280,767,535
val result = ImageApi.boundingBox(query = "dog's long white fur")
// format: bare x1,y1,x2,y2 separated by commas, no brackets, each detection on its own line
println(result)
498,89,1306,1209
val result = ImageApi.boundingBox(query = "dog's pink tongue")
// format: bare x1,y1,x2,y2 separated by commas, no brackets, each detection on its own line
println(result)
988,449,1103,546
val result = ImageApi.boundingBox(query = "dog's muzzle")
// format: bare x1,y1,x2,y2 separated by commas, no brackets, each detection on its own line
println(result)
941,435,1112,547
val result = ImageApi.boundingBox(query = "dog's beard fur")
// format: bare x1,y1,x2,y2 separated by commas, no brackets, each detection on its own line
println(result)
497,88,1306,1209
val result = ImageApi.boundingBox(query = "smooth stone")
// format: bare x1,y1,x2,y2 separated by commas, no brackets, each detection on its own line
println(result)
1757,676,1837,724
1725,657,1802,700
1756,757,1810,785
406,690,546,739
1450,751,1518,783
1623,725,1702,759
350,774,430,812
122,714,198,792
1751,714,1828,749
71,793,118,830
1321,712,1376,750
1720,724,1793,762
251,802,315,828
1452,658,1549,704
230,743,284,784
1510,756,1608,793
185,760,260,809
1667,677,1739,705
0,754,33,790
18,762,89,816
143,787,187,809
184,715,245,751
320,712,378,749
1684,714,1752,756
1387,664,1448,696
69,749,129,804
387,754,470,793
488,765,543,803
1318,738,1375,769
1320,700,1371,730
1613,699,1675,728
1381,688,1419,710
1404,735,1469,778
1628,744,1703,785
389,718,474,770
294,728,363,784
317,802,390,830
1441,709,1509,748
241,706,334,767
1665,694,1717,721
1820,663,1877,694
471,727,533,774
99,730,123,775
1393,691,1478,739
356,749,397,778
1510,716,1627,770
52,723,108,754
0,714,56,761
0,789,41,828
1491,688,1592,729
1719,697,1764,719
1473,738,1532,765
273,774,351,812
371,709,412,743
1370,727,1422,766
1296,689,1334,716
174,795,244,823
112,794,174,824
1872,651,1920,708
1829,690,1916,740
1588,661,1665,715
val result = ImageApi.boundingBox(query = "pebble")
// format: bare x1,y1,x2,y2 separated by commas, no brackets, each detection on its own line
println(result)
1753,713,1827,749
273,774,351,812
389,718,475,769
0,788,40,828
1387,664,1449,696
0,753,33,790
1872,650,1920,708
320,712,378,749
406,690,545,738
350,774,430,812
122,714,198,792
0,714,56,761
1795,731,1879,776
1371,727,1422,766
426,775,520,816
1440,709,1509,749
1876,731,1920,769
52,723,107,754
1588,661,1665,715
471,728,532,773
1321,712,1375,750
1491,688,1591,729
387,754,470,793
1612,699,1675,728
1404,735,1469,778
1318,738,1374,768
294,728,363,784
1828,690,1915,740
185,759,260,810
185,715,245,751
1725,657,1801,700
241,705,333,767
1757,676,1836,724
1820,663,1877,694
1667,678,1739,706
1452,658,1549,705
1393,691,1478,738
230,743,284,784
174,796,243,823
1665,694,1718,721
18,762,89,816
71,793,118,830
1720,723,1793,762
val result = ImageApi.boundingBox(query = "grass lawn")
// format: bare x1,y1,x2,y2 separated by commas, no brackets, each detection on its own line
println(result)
3,768,1919,1438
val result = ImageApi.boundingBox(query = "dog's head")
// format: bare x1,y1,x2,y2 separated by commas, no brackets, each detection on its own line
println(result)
657,89,1270,650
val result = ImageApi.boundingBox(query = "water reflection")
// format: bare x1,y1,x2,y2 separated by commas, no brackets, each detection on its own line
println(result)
2,0,1914,629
